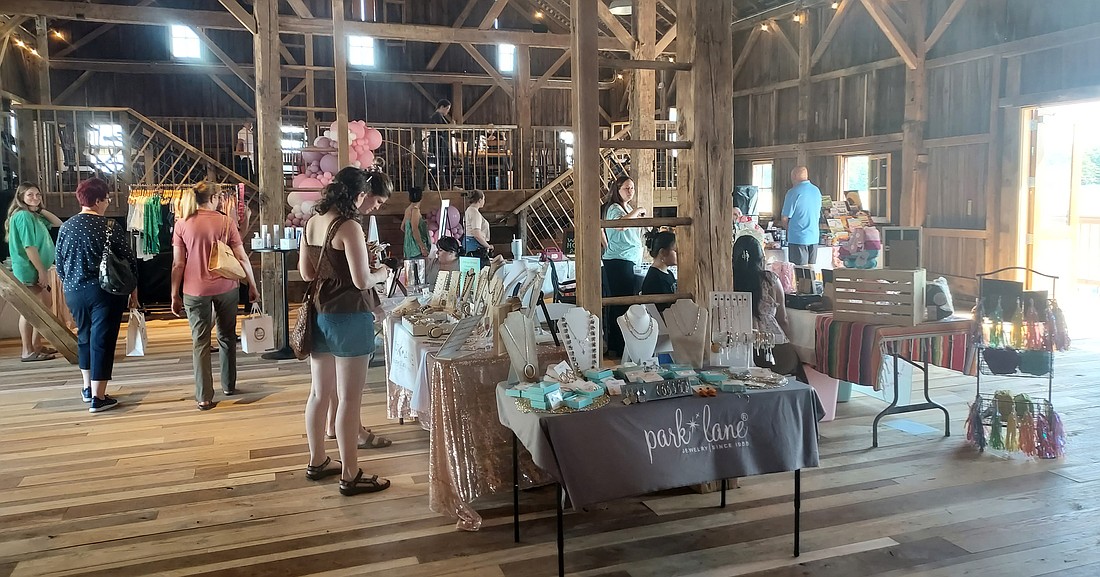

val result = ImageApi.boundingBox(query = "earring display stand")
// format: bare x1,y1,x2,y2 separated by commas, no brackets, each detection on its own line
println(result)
559,307,601,373
501,311,540,383
709,292,753,370
661,299,709,368
618,305,658,365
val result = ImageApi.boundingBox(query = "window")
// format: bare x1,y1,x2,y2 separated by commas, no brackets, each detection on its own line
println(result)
497,43,516,74
840,154,890,220
280,125,306,151
87,123,124,173
348,35,376,67
170,25,201,59
751,161,774,215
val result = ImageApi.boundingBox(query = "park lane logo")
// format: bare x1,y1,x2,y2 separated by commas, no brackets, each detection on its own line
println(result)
642,404,749,464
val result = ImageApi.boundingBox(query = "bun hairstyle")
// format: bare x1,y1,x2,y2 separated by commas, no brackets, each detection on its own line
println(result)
179,181,215,220
467,189,485,204
315,167,393,222
409,186,424,203
644,229,675,258
436,235,461,254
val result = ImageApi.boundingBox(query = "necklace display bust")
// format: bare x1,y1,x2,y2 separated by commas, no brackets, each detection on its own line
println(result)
559,307,600,373
661,299,709,368
618,304,658,364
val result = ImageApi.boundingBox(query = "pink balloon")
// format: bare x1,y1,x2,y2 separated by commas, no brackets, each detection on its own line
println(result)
301,150,323,163
349,122,366,137
364,128,383,150
298,177,323,189
292,174,309,188
313,136,332,149
319,153,340,174
359,149,375,167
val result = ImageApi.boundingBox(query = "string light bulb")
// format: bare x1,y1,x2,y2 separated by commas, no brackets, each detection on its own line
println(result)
831,1,840,8
29,48,39,56
14,39,25,47
616,73,623,80
760,22,769,31
534,10,543,18
52,30,65,39
792,13,801,23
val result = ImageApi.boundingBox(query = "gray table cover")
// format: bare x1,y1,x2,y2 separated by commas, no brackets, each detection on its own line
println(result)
497,382,824,507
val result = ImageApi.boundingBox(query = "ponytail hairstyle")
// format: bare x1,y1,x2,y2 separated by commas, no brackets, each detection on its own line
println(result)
179,181,216,220
644,229,676,259
408,185,424,204
5,182,43,242
314,167,392,222
732,235,768,320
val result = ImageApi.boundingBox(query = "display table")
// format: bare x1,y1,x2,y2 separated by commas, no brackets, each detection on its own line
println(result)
498,382,824,576
813,314,976,446
383,317,441,426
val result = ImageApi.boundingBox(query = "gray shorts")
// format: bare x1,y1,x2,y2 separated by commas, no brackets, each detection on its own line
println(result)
788,244,818,266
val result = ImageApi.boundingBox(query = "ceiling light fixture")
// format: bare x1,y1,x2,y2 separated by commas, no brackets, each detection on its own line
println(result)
831,1,840,8
609,0,632,16
14,38,25,47
534,10,543,18
52,30,64,39
761,22,769,31
793,13,801,22
616,73,624,80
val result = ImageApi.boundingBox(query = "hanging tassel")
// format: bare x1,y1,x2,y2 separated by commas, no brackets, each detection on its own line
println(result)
995,391,1016,452
1015,394,1036,457
1051,300,1071,351
965,394,987,451
1047,401,1067,459
1035,412,1053,459
989,404,1004,450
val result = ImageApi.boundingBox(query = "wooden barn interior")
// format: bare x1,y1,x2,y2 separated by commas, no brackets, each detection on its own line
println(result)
1,0,1100,575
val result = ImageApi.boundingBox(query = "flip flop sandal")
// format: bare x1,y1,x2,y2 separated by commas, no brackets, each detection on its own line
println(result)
40,347,58,355
197,401,217,411
358,430,393,449
305,456,342,481
339,469,391,496
325,433,337,440
20,351,56,362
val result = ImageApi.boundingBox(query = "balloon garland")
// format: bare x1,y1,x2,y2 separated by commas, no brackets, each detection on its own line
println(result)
287,119,384,228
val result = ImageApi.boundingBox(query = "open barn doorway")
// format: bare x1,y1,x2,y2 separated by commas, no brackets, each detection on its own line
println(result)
1025,102,1100,338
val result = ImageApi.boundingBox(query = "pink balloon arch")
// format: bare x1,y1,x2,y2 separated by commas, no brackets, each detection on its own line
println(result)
286,119,383,228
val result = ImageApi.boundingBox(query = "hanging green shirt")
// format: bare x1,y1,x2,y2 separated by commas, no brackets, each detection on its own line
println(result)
7,210,55,284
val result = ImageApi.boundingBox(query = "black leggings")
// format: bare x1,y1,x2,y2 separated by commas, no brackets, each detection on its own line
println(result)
602,259,636,355
66,285,127,381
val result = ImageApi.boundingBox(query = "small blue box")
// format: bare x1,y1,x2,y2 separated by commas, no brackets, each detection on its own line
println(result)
717,380,747,393
584,368,613,381
571,382,607,398
563,394,593,409
521,382,560,399
505,386,526,398
529,399,549,410
698,371,727,383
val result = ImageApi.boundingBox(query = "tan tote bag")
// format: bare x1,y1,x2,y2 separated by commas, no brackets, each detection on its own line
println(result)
209,215,246,281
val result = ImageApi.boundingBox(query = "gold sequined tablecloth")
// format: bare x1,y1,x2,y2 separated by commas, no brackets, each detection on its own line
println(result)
427,344,564,531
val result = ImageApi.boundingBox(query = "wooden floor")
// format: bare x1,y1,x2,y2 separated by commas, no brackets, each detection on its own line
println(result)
2,317,1099,577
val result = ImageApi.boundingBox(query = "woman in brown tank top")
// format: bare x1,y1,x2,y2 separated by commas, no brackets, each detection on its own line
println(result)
299,167,394,496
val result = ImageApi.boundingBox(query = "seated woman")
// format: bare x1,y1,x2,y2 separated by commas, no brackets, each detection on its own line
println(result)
732,235,803,379
425,235,462,287
639,229,677,312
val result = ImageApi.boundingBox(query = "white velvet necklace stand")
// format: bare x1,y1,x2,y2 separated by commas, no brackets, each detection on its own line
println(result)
558,307,600,373
618,304,658,365
500,310,540,383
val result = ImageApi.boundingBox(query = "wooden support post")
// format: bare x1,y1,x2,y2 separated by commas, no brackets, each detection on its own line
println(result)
35,16,50,104
15,107,39,185
632,0,657,217
305,33,316,131
998,56,1023,272
332,0,350,167
571,0,601,317
0,267,78,364
254,0,285,343
900,0,927,227
451,82,464,123
677,0,734,301
515,45,534,190
796,9,811,166
984,55,1002,273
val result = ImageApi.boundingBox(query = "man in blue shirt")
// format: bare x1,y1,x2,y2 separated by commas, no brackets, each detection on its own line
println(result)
780,166,822,266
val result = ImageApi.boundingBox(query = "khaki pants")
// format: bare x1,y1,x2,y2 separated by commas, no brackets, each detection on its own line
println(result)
184,289,239,403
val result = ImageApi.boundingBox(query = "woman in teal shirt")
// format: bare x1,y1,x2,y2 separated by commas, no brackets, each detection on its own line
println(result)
5,182,62,361
601,175,647,358
401,186,431,285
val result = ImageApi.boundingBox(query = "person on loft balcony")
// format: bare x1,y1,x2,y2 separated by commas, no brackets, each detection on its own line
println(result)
780,165,822,266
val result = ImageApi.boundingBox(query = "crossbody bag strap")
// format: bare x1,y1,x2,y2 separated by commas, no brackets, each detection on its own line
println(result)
306,217,346,300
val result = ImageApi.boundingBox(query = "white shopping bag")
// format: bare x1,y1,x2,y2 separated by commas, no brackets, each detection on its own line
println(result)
126,308,147,357
241,304,275,354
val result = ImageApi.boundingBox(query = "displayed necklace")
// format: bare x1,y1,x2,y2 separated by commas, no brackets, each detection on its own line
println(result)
623,312,656,341
563,316,592,345
561,314,598,372
502,321,537,380
668,305,704,337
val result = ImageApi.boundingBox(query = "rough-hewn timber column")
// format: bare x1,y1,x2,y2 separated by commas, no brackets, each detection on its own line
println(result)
515,45,534,190
676,0,735,300
901,0,928,227
254,0,285,342
632,0,657,215
571,0,602,317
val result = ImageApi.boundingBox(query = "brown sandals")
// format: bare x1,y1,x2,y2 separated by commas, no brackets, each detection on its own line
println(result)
305,456,342,481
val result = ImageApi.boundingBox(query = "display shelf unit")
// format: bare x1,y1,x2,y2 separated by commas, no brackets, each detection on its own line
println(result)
973,267,1058,435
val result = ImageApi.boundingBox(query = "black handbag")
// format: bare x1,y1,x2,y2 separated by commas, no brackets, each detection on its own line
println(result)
99,220,136,296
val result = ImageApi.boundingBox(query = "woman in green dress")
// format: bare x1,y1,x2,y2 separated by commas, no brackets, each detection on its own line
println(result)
5,182,62,361
401,186,431,285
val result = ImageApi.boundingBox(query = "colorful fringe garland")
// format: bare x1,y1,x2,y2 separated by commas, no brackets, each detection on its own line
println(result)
966,391,1065,458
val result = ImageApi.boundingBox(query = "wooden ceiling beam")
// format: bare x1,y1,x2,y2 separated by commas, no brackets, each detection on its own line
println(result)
194,27,254,88
460,42,514,96
810,0,852,67
280,77,308,106
597,1,635,50
0,0,626,51
771,20,800,64
732,26,761,82
859,0,918,69
284,0,313,19
410,82,439,108
216,0,256,34
926,0,968,51
0,15,29,38
655,23,676,54
55,0,157,58
209,73,255,116
479,0,513,29
54,70,95,103
425,0,479,71
463,85,499,119
529,48,570,92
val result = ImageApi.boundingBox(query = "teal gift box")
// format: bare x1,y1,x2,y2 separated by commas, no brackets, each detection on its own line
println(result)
562,393,593,409
505,386,527,398
570,382,607,399
661,368,698,379
664,363,694,371
529,398,549,410
614,365,646,380
584,368,613,382
698,371,727,383
521,381,561,400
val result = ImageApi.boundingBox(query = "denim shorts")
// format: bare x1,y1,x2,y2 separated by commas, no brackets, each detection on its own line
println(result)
312,311,376,357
